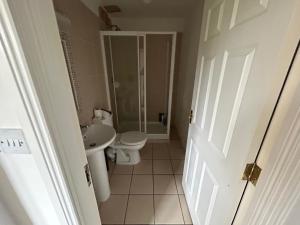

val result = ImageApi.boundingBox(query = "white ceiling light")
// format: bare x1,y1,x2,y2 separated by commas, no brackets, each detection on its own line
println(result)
143,0,152,4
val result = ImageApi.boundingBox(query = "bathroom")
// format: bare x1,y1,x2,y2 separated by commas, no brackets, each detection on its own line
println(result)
53,0,200,224
2,0,300,224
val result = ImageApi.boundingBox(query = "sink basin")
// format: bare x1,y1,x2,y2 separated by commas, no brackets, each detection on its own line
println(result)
82,123,116,202
83,123,116,156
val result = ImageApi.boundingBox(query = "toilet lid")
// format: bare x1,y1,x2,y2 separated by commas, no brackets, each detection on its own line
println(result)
120,131,147,146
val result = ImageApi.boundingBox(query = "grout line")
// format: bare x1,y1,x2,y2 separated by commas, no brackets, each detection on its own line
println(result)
112,164,134,175
169,150,186,225
123,164,134,225
178,194,187,225
106,142,186,225
151,143,156,225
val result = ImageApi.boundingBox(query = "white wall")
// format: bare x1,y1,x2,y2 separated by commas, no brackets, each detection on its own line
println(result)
111,17,185,31
0,167,32,225
173,0,204,147
0,202,16,225
0,28,66,225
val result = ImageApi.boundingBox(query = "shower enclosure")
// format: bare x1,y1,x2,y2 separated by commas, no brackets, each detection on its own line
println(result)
100,31,176,139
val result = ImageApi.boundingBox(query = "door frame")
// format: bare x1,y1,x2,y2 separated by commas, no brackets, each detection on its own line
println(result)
233,2,300,223
234,40,300,225
100,31,177,140
1,0,101,224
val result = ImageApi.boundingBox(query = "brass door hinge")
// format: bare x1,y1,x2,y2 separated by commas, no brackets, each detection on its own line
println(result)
242,162,262,186
189,110,193,124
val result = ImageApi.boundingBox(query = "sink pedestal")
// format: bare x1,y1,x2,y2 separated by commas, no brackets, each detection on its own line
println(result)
83,123,116,203
87,150,110,202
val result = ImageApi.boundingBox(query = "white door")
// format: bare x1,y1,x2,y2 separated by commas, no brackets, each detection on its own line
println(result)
182,0,299,224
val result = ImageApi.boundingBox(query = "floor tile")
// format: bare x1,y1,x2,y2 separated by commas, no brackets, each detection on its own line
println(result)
154,195,184,224
153,148,170,159
125,195,154,224
172,160,184,174
175,175,184,194
169,148,186,159
179,195,193,224
100,195,128,224
153,143,170,159
140,143,153,159
154,175,177,194
133,160,153,174
153,143,168,151
143,142,153,151
153,160,173,174
168,140,182,150
130,175,153,194
170,130,180,140
113,164,133,174
110,175,131,194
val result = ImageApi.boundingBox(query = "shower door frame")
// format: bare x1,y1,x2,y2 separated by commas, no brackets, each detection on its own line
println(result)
100,31,177,140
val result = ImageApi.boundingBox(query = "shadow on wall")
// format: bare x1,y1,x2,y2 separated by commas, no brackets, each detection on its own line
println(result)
171,33,182,131
53,0,108,125
174,0,204,147
0,166,32,225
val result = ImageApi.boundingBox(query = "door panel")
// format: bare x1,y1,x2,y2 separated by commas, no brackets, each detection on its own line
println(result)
184,139,199,196
209,49,255,157
183,0,298,224
230,0,269,29
204,0,225,41
195,163,219,225
195,57,216,130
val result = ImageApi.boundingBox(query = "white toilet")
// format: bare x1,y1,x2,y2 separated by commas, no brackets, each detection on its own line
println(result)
93,110,147,165
108,131,147,165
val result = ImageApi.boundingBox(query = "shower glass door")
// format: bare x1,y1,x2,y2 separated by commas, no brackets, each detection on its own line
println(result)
102,32,175,138
146,34,172,134
110,36,140,132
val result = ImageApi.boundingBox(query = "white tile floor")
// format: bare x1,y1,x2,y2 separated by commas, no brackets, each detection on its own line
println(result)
100,142,193,225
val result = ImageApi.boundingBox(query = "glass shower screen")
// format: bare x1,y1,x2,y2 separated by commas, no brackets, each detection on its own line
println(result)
146,34,172,134
102,32,175,138
108,36,140,132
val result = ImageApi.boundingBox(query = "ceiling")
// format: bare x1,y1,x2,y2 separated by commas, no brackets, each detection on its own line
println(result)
100,0,197,18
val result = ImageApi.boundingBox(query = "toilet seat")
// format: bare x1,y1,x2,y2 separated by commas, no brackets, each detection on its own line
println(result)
93,113,147,165
108,131,147,165
120,131,147,146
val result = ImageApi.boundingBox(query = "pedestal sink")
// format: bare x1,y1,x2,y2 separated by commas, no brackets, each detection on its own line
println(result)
82,123,116,202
